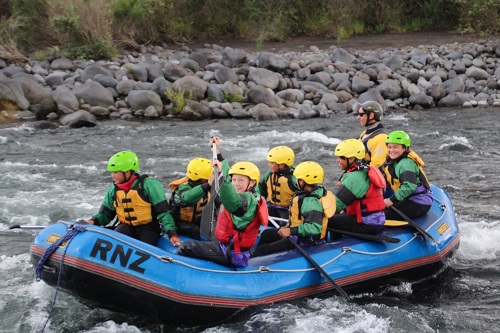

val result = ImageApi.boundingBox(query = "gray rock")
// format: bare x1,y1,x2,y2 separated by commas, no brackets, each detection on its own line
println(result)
250,103,279,120
247,85,281,108
438,92,472,107
0,76,30,109
59,110,96,128
163,63,187,82
50,58,75,71
214,66,238,84
172,75,209,100
73,81,114,107
127,90,163,113
442,77,465,94
80,63,113,82
256,52,288,73
465,66,489,80
376,79,402,99
93,74,118,88
331,48,356,65
248,68,280,90
409,93,434,108
222,48,247,67
53,86,79,114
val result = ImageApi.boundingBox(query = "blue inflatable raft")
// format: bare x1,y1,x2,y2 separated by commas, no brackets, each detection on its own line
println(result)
30,184,459,325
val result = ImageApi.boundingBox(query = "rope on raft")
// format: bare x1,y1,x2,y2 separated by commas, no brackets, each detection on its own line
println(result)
35,224,86,332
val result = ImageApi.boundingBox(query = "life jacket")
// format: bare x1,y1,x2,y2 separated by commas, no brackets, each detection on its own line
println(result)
264,168,296,208
215,196,268,254
114,175,154,226
290,187,336,239
383,151,430,191
359,125,387,163
345,166,386,223
168,176,209,225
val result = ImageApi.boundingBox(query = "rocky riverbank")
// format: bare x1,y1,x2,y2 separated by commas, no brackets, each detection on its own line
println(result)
1,37,500,128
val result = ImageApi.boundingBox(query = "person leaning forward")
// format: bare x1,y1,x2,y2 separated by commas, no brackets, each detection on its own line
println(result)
328,139,386,237
353,101,388,167
177,136,268,268
168,157,213,240
87,151,180,247
252,161,335,257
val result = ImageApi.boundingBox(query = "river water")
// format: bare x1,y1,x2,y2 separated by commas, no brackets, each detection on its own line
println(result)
1,108,499,333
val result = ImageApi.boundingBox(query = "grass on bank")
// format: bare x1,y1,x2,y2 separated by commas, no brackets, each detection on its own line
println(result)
0,0,498,60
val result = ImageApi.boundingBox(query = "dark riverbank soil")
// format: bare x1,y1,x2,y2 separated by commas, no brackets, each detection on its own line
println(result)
187,31,493,53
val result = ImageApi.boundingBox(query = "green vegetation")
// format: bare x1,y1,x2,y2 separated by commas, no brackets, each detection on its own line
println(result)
0,0,497,60
166,87,192,115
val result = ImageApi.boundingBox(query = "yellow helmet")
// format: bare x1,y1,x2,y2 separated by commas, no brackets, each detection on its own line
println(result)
334,139,365,160
266,146,295,166
187,158,213,180
228,162,260,182
293,161,324,185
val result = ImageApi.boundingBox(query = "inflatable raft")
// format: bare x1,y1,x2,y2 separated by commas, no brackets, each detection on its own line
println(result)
30,184,459,325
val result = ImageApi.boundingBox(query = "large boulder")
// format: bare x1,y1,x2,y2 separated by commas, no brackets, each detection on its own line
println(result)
73,81,114,108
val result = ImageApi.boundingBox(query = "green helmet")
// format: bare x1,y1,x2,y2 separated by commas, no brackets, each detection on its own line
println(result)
293,161,324,185
386,130,411,147
334,139,365,160
266,146,295,166
187,158,213,180
354,101,384,121
107,151,139,172
229,161,260,182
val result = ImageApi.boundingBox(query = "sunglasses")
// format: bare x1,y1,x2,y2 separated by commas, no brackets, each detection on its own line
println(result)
356,112,367,117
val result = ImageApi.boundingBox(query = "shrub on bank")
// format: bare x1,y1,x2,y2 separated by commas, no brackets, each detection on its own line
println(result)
0,0,497,61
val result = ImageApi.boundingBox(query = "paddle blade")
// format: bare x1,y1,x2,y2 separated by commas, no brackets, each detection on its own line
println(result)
385,220,409,227
200,183,219,242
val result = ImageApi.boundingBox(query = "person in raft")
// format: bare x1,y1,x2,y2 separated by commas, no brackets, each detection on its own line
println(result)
258,146,300,222
352,100,388,167
87,151,180,247
252,161,335,257
328,139,386,236
381,130,433,220
168,157,214,240
177,137,268,267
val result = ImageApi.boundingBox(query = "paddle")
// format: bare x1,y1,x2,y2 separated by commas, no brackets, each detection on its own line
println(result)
385,220,408,227
200,144,220,241
390,206,437,242
328,228,400,243
267,216,351,301
9,224,46,230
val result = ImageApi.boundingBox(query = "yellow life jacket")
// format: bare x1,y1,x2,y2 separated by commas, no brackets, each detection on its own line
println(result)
359,127,388,167
383,151,430,191
289,189,336,239
265,171,296,208
114,175,153,226
168,176,209,225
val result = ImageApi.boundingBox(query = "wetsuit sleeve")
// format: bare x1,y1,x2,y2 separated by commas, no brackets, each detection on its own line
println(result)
334,171,369,212
292,196,323,237
367,133,388,167
258,171,270,198
143,177,177,237
391,158,419,203
176,182,208,205
91,185,117,226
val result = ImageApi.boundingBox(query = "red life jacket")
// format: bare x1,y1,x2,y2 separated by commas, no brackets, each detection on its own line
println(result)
345,165,386,223
215,197,268,254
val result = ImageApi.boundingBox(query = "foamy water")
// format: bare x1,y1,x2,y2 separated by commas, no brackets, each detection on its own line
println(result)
1,109,499,332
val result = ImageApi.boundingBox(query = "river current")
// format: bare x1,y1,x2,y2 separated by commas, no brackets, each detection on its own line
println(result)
1,108,499,333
